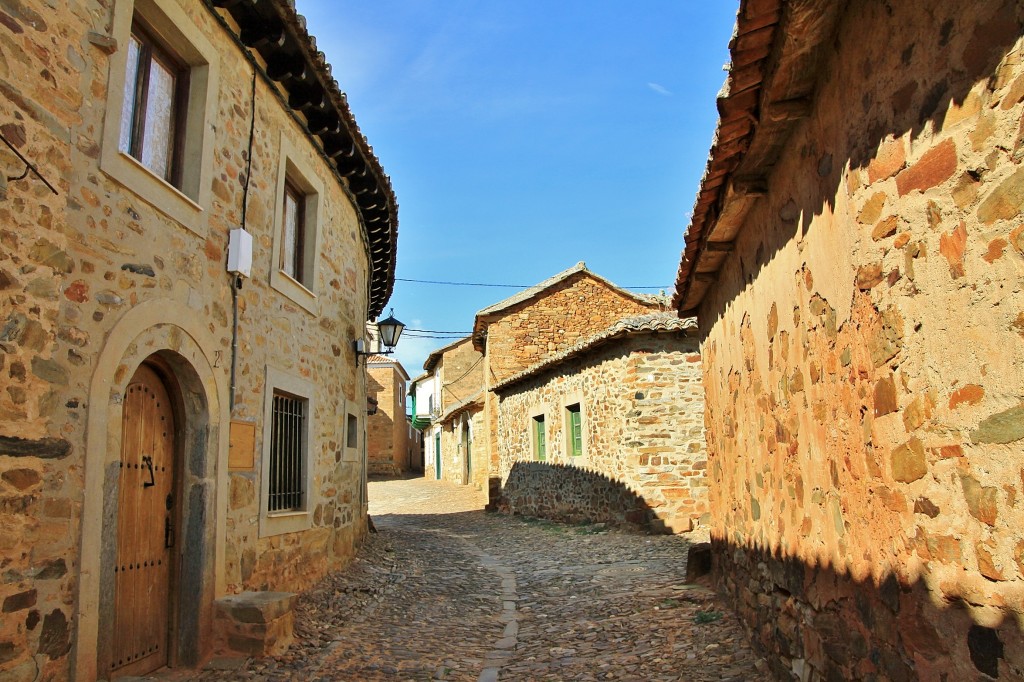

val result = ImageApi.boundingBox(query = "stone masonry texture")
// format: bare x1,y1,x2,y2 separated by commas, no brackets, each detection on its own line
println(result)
496,332,708,534
478,270,661,472
0,1,378,677
367,362,411,476
422,337,486,488
694,1,1024,680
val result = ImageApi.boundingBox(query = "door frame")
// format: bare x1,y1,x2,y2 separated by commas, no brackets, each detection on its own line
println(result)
76,304,229,681
462,420,471,485
434,430,441,480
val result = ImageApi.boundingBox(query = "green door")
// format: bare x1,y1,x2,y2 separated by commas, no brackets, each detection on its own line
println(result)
434,432,441,480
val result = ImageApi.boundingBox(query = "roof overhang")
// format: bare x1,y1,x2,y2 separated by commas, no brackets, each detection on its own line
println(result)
492,314,696,394
472,262,658,351
439,391,484,423
671,0,846,315
423,335,473,372
205,0,398,318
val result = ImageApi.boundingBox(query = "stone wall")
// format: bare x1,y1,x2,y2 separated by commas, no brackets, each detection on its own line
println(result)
496,333,707,533
697,2,1024,679
437,406,485,487
497,462,652,530
367,363,410,475
480,272,660,471
0,1,377,677
481,273,660,386
438,337,482,413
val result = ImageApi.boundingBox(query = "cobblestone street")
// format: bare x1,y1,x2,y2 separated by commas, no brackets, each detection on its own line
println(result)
194,477,763,681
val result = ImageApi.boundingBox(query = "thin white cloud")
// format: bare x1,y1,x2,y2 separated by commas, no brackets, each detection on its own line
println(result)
647,82,672,96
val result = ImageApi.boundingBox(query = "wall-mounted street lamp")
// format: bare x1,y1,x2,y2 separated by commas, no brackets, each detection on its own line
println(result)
354,309,406,360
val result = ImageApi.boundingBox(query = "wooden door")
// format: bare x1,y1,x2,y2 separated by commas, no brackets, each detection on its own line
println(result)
112,364,176,677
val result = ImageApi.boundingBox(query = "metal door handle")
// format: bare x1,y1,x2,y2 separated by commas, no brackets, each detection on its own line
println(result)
142,455,155,487
165,517,175,548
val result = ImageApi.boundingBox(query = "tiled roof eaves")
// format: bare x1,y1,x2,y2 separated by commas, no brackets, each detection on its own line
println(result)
204,0,398,318
491,314,696,393
366,355,410,381
439,391,484,423
423,335,473,372
671,0,846,315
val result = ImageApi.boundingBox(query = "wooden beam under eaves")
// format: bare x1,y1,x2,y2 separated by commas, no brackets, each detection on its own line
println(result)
265,53,306,81
766,97,812,123
239,20,284,49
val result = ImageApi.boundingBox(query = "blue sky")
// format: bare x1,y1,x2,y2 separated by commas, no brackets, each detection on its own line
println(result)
294,1,737,374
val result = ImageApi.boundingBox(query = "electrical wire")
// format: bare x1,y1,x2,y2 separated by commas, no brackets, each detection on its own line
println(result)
230,67,257,412
395,277,668,290
443,356,483,387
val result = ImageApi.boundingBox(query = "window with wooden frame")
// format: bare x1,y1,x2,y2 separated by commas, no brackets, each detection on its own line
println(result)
268,391,306,513
280,178,307,284
119,20,189,187
566,403,582,458
270,138,324,311
533,414,546,461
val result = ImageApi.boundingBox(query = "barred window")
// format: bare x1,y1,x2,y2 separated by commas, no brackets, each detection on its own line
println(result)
269,391,306,512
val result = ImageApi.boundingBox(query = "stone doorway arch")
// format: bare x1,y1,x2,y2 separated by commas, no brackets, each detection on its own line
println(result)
74,301,229,681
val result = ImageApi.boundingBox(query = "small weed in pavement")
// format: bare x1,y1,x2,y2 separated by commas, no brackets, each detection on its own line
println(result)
658,598,681,609
519,516,565,533
694,610,723,624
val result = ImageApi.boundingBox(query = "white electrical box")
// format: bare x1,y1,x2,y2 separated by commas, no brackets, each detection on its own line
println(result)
227,227,253,278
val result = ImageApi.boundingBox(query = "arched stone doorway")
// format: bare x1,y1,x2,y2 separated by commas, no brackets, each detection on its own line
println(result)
75,302,229,681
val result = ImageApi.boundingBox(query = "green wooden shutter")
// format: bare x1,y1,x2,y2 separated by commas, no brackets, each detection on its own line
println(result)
535,416,546,461
570,407,582,457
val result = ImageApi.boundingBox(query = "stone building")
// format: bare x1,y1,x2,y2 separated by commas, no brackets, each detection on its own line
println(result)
366,354,412,476
410,336,485,486
672,0,1023,679
473,262,663,478
0,0,397,679
493,314,707,533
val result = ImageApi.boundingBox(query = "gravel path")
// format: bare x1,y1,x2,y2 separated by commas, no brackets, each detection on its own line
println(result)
186,476,766,681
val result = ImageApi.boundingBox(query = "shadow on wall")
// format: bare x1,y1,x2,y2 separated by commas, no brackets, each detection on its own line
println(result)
495,461,661,533
703,0,1022,325
715,537,1022,680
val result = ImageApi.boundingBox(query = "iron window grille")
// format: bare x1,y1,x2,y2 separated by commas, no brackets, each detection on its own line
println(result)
269,391,306,512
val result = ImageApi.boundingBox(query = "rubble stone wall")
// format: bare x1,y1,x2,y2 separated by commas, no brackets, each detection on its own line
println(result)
481,273,660,474
439,337,482,413
498,461,651,530
0,0,373,677
367,364,410,475
698,2,1024,679
496,333,707,533
437,407,485,488
482,273,660,386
